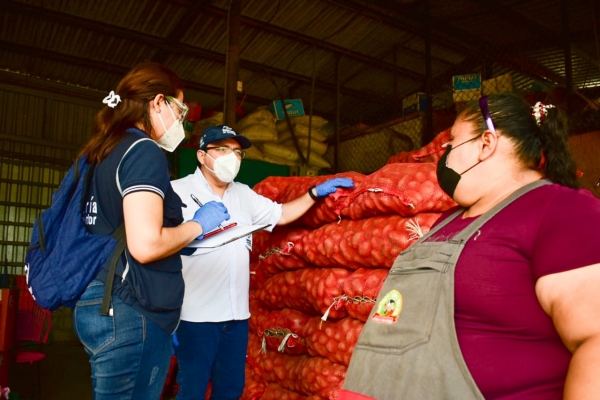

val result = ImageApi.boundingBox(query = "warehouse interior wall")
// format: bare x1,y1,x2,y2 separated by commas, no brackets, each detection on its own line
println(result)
569,130,600,197
0,83,90,276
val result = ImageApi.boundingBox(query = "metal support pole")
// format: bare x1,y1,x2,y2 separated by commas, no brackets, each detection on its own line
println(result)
424,0,434,144
335,56,341,173
224,0,240,126
561,0,573,115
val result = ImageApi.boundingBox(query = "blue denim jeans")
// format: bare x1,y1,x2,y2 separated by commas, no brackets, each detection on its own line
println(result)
175,319,249,400
74,280,173,400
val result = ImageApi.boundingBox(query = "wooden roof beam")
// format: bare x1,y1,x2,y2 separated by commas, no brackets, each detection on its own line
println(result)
201,5,426,81
2,1,380,102
0,40,270,104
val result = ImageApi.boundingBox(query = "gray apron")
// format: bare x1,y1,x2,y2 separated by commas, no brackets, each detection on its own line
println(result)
342,180,549,400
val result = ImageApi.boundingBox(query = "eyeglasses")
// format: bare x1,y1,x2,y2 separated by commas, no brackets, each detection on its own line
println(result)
205,146,246,159
165,96,189,123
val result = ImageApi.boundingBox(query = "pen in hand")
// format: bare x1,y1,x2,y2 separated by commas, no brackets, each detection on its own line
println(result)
190,194,225,231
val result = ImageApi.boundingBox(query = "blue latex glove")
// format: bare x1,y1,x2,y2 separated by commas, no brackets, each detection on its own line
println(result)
171,332,179,355
191,200,230,239
315,177,355,197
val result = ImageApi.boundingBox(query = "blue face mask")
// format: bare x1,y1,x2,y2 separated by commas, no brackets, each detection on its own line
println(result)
436,136,481,199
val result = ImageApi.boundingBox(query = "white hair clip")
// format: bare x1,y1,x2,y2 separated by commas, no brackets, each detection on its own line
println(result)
531,102,555,126
102,91,121,108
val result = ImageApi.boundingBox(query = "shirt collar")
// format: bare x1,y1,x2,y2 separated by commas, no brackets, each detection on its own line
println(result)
194,167,233,195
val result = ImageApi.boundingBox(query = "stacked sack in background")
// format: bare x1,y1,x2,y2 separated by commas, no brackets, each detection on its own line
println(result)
237,107,332,171
268,115,331,170
240,136,457,399
190,112,225,147
386,128,450,164
236,106,278,161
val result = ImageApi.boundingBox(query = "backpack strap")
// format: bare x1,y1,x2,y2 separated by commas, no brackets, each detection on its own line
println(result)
100,224,126,316
81,160,96,212
99,137,155,316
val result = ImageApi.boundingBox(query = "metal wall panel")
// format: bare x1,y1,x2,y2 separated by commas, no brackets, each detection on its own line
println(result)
1,153,70,274
0,85,100,146
0,89,47,140
0,84,85,274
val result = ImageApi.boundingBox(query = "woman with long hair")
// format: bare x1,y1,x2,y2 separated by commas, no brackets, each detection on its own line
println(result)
74,62,229,399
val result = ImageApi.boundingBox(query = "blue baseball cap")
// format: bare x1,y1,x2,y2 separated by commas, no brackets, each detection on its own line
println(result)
198,125,252,150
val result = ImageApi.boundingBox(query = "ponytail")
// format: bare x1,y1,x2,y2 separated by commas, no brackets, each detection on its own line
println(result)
538,107,578,188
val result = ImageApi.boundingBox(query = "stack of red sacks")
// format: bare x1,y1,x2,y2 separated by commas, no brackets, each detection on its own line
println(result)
242,129,455,400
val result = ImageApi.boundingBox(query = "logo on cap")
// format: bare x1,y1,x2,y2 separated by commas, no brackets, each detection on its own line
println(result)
222,126,235,136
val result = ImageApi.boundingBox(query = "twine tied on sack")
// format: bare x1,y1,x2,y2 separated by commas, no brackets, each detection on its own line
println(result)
278,332,299,352
406,218,424,241
259,242,295,260
320,295,347,324
261,327,300,353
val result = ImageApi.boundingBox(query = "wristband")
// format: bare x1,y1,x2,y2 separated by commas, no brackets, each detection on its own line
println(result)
308,186,319,201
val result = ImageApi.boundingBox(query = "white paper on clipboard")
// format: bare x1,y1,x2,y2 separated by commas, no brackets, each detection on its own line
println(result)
186,224,271,249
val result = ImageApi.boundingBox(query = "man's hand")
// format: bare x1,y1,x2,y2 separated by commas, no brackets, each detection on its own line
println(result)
315,178,355,197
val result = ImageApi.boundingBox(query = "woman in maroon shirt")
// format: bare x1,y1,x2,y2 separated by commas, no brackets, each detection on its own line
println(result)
433,94,600,399
340,93,600,400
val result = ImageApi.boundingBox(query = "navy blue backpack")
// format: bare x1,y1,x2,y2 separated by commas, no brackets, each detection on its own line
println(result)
24,156,125,314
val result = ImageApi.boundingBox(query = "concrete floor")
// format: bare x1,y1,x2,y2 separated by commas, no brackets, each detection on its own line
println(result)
9,307,179,400
12,340,92,400
11,341,181,400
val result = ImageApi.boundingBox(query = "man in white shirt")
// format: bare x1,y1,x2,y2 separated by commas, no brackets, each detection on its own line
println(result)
170,125,353,400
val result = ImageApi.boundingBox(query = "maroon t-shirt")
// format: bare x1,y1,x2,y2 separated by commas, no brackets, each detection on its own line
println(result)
430,184,600,399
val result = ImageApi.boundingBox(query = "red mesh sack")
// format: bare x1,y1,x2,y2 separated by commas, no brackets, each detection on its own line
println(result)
336,162,456,219
249,293,271,333
240,362,266,400
387,128,450,164
257,268,351,319
259,308,312,355
253,172,365,228
259,352,346,399
251,230,272,263
247,331,265,369
342,268,389,321
261,383,327,400
261,383,309,400
252,227,312,273
295,213,441,269
304,316,364,367
250,261,273,290
252,176,302,202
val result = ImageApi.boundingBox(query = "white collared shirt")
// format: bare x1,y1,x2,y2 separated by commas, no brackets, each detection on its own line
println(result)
170,168,282,322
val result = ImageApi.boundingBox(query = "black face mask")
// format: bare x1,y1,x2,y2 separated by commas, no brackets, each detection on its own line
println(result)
436,137,481,199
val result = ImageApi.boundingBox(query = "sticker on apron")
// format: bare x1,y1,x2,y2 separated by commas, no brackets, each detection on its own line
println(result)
372,289,403,324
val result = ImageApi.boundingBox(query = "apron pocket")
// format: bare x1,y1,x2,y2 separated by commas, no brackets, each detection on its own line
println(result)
354,259,445,355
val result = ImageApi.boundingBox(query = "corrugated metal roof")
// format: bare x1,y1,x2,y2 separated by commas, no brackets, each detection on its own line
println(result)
1,0,599,127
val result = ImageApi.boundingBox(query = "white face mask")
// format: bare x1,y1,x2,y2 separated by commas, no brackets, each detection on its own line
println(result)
205,151,241,183
156,104,185,152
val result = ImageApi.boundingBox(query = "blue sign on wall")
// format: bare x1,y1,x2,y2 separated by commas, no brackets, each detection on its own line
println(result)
269,99,305,120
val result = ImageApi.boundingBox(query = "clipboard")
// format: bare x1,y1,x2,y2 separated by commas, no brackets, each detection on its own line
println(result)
186,223,271,249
